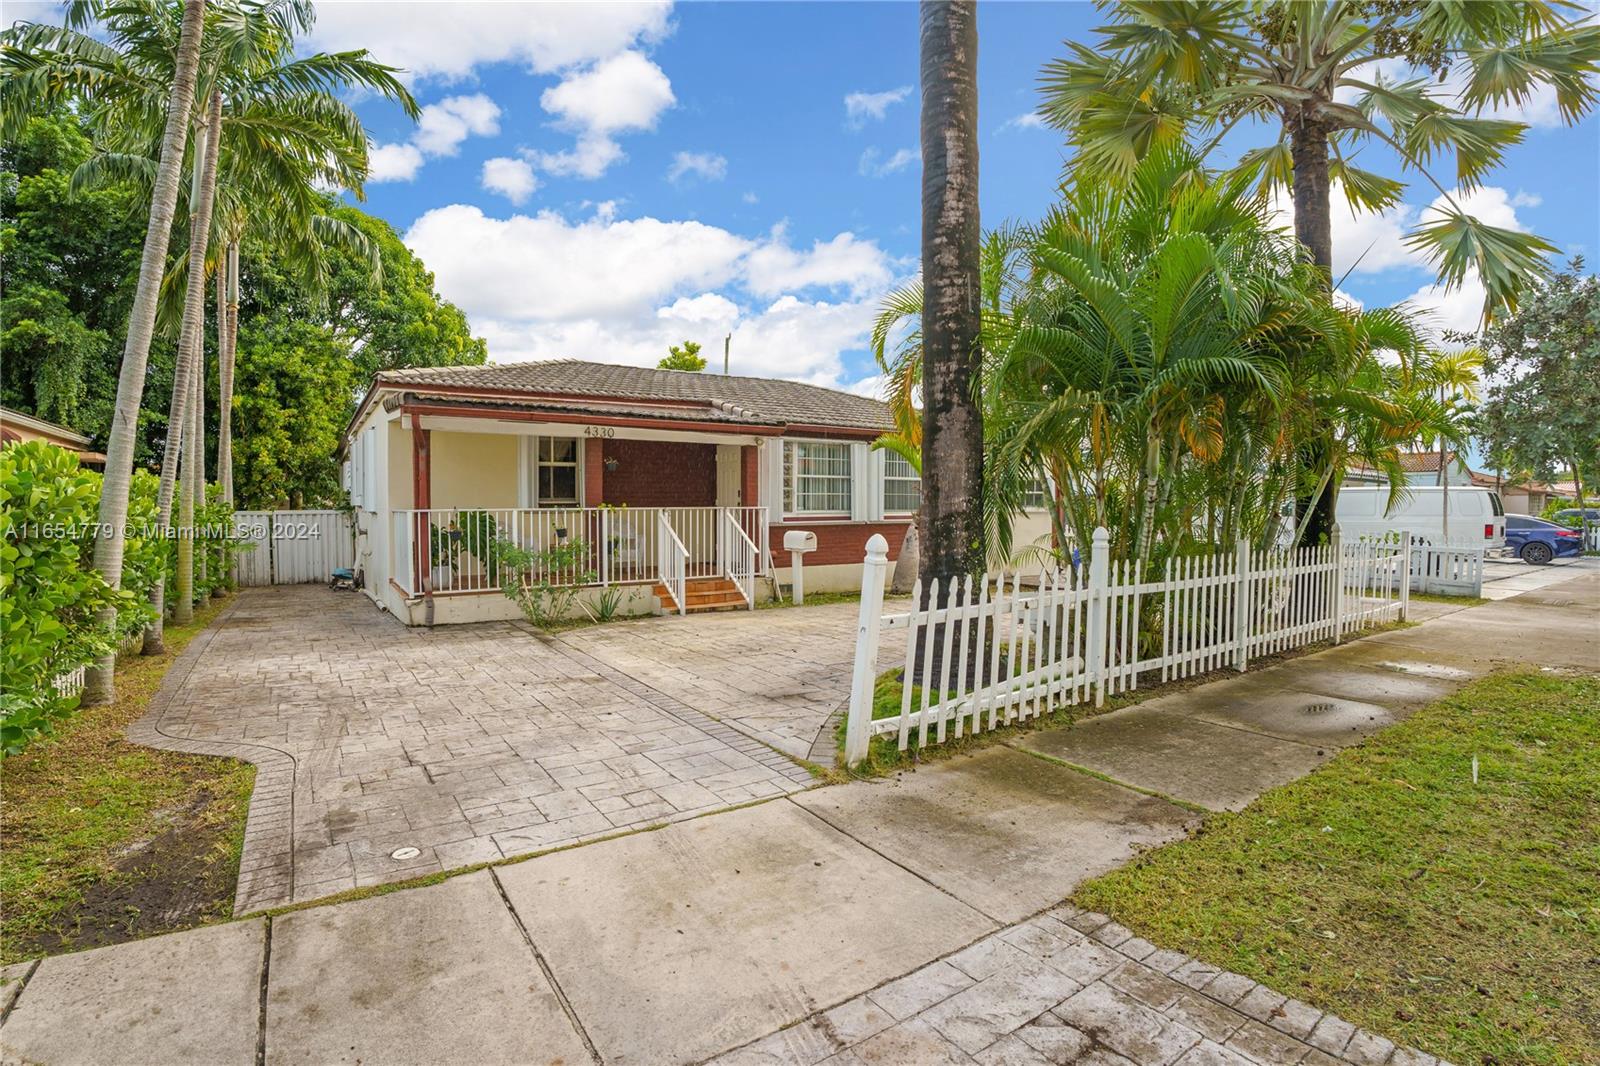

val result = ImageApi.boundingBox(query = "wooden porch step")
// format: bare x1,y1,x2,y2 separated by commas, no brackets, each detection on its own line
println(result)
652,577,751,612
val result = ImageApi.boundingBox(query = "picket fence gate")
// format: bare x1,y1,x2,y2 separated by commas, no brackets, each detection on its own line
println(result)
843,526,1410,766
232,509,354,586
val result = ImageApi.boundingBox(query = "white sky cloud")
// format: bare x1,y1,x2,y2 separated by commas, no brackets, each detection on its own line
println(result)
667,151,728,184
412,94,502,155
532,51,675,179
304,2,673,83
403,205,901,383
481,157,539,205
859,146,919,178
368,142,425,183
1000,112,1047,132
369,94,501,184
845,86,912,128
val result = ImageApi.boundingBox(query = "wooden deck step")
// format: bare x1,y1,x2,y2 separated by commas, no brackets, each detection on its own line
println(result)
652,577,751,612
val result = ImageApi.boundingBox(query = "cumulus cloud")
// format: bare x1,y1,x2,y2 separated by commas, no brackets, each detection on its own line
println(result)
304,2,672,83
845,86,912,127
403,205,902,383
412,94,502,155
531,51,675,179
859,146,919,178
368,142,425,183
368,94,502,184
481,157,539,205
667,151,728,184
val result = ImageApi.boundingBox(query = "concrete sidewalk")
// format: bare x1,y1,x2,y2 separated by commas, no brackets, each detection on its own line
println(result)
3,570,1593,1065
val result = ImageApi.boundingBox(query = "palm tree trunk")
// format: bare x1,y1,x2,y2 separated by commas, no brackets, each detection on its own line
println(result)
145,90,222,648
83,0,207,704
916,0,983,682
175,318,199,625
1289,103,1338,550
217,241,239,504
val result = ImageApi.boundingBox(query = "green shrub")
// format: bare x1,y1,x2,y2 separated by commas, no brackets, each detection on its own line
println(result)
0,442,131,753
496,537,595,628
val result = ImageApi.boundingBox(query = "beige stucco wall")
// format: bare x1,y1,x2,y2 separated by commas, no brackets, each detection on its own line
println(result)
387,420,413,510
427,431,520,510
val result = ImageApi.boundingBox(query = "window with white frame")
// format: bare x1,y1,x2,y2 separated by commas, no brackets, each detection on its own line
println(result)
784,440,852,515
537,437,579,505
360,425,377,512
882,452,921,513
1023,474,1050,510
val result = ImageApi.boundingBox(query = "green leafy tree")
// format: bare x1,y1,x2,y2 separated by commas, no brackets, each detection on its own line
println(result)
658,340,707,371
231,317,359,508
0,114,148,449
1473,259,1600,504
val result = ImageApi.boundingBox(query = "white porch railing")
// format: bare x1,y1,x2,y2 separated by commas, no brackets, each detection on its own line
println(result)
657,511,688,614
389,506,767,597
722,509,759,609
843,526,1411,765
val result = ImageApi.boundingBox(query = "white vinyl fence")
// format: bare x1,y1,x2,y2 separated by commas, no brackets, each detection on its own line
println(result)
843,526,1411,765
1409,543,1484,596
232,509,354,587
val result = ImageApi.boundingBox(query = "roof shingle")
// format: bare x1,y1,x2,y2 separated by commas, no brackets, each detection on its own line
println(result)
376,360,893,432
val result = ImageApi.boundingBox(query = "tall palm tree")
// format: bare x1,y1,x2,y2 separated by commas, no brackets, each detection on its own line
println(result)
23,0,414,645
3,0,209,703
918,0,985,626
1039,1,1597,545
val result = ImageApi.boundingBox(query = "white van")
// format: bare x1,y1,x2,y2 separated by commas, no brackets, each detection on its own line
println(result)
1335,486,1505,548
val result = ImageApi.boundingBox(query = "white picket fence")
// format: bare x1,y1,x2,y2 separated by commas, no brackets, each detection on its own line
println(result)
843,526,1410,765
232,509,354,586
1408,544,1484,596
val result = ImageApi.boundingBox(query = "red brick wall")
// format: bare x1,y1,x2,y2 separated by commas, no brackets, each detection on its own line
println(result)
768,521,909,566
601,439,717,507
583,437,604,507
740,445,759,507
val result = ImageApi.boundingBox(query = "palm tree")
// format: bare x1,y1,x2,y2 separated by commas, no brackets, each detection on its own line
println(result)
22,0,415,644
3,0,209,703
918,0,985,627
1040,1,1597,545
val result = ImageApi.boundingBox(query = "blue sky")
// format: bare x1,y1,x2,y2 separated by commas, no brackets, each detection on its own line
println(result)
26,0,1586,396
308,1,1598,397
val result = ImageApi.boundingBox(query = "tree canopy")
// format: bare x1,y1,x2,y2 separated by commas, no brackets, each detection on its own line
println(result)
1,111,486,508
658,340,707,372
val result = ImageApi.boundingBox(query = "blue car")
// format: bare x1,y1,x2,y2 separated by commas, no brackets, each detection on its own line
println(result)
1504,514,1584,565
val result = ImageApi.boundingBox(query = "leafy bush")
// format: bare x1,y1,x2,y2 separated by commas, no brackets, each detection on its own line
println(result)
496,537,595,628
0,442,132,753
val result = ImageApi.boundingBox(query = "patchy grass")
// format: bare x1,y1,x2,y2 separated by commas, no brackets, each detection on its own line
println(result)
1410,590,1490,607
0,596,255,964
758,588,913,612
1073,671,1600,1066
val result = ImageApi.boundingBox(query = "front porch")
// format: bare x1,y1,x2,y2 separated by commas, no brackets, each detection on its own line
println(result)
390,504,770,615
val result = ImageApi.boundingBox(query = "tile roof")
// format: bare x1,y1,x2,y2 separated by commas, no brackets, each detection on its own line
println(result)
401,393,781,426
376,360,893,432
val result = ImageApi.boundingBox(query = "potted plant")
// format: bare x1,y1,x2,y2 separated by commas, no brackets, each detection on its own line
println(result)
429,522,462,591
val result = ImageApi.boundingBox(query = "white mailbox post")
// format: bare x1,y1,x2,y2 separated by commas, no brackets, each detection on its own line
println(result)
783,529,818,605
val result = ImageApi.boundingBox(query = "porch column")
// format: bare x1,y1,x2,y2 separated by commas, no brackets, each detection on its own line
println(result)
740,444,760,507
583,436,605,507
410,412,431,598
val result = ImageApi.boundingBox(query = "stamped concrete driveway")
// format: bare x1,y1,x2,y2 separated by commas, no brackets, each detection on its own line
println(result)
143,586,821,912
555,598,909,762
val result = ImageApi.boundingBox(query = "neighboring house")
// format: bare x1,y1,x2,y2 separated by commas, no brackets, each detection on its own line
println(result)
1346,450,1471,488
343,360,1053,626
1467,469,1557,515
0,406,105,467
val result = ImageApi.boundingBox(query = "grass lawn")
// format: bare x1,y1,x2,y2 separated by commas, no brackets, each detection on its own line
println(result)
0,595,255,964
1073,671,1600,1065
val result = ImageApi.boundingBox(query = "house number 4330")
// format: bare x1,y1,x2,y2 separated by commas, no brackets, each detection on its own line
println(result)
583,426,615,438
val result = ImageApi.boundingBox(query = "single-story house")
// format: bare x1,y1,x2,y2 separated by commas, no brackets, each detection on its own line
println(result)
344,360,1052,626
1345,450,1473,488
0,406,105,467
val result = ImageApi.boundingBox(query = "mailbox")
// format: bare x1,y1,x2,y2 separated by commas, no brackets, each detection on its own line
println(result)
783,530,818,605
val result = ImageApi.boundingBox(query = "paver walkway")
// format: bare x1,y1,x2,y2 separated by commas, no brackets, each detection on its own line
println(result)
4,568,1592,1065
137,586,813,911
